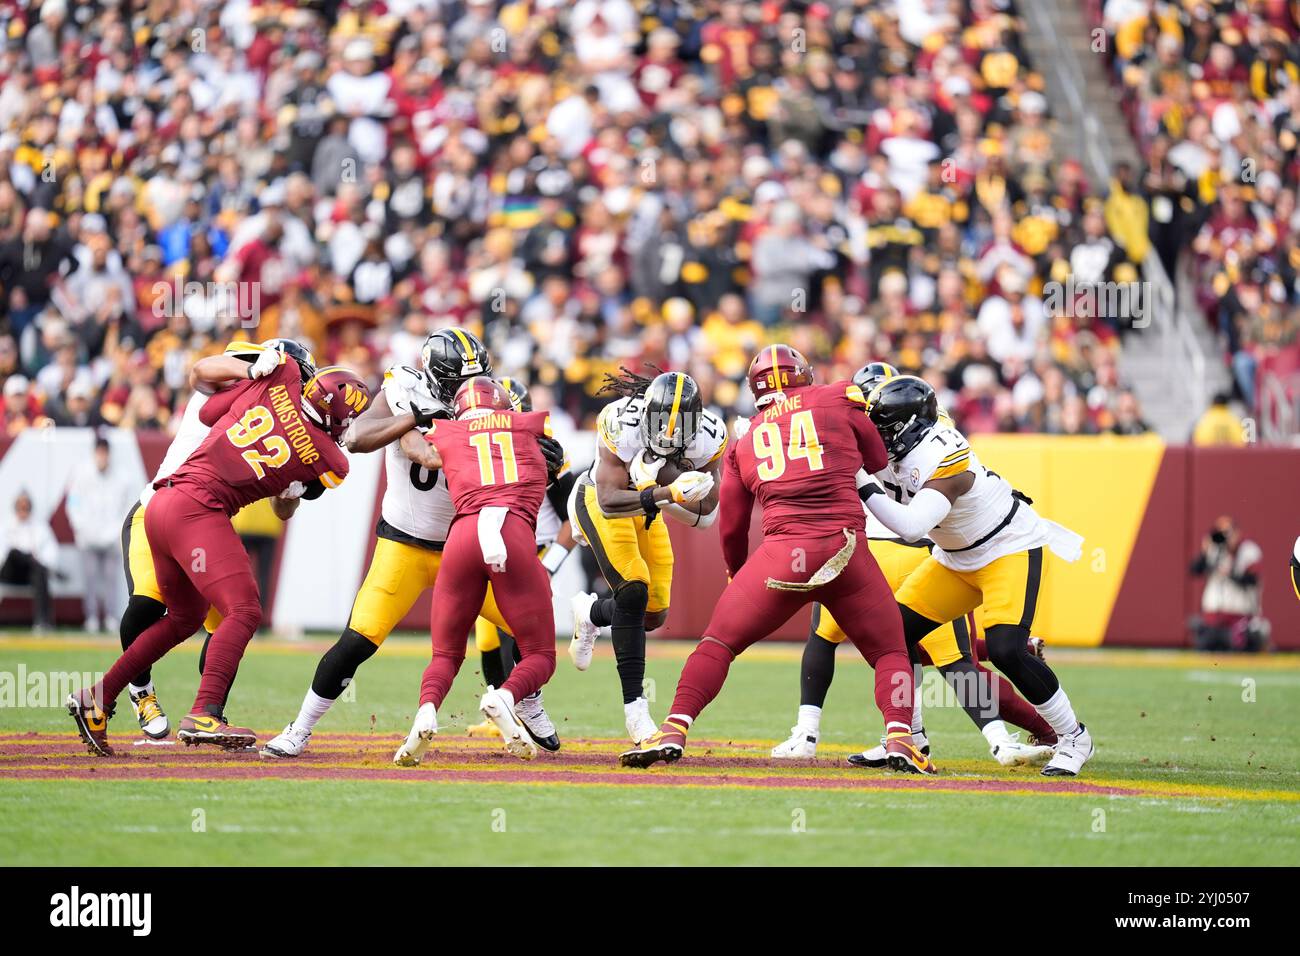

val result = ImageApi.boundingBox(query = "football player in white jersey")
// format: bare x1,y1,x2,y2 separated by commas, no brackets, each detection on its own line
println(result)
858,375,1093,776
117,338,315,740
771,363,1056,767
566,368,725,744
263,330,567,758
465,376,578,738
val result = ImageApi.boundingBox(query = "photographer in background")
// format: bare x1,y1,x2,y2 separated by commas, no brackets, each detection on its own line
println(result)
1189,516,1268,652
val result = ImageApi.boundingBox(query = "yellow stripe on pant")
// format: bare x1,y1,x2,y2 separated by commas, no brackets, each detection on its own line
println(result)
815,538,968,666
573,483,673,612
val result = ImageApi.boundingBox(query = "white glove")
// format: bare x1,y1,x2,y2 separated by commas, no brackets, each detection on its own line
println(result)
278,481,307,500
668,470,714,505
249,347,282,379
539,542,571,574
733,416,751,438
629,450,666,490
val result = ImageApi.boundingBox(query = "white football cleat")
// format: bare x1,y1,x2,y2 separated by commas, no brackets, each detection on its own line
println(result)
848,729,929,768
771,725,818,758
128,685,170,740
624,696,658,745
480,687,537,760
991,733,1055,767
261,722,312,758
1041,723,1094,777
569,592,600,670
393,702,438,767
514,690,560,752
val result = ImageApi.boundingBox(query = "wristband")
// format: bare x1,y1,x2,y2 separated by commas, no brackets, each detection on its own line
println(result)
858,483,883,503
540,542,570,574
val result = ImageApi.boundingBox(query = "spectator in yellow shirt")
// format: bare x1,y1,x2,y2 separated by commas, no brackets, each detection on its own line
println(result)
1192,392,1247,446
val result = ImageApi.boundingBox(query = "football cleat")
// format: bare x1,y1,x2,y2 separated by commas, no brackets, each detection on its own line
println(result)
991,733,1055,767
465,719,502,738
480,687,537,760
619,721,687,769
1041,723,1094,777
177,712,256,750
569,592,600,670
394,703,438,767
848,729,929,769
514,690,560,753
261,722,312,759
129,686,169,740
884,731,937,774
67,688,114,757
624,696,658,746
771,725,819,758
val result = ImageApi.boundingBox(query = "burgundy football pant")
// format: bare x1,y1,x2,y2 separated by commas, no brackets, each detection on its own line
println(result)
96,486,261,713
419,512,556,708
668,530,913,731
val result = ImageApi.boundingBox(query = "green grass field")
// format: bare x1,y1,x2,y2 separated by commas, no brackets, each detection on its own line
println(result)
2,634,1298,866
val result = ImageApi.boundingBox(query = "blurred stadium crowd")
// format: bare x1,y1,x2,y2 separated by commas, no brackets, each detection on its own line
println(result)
0,0,1293,442
1097,0,1300,429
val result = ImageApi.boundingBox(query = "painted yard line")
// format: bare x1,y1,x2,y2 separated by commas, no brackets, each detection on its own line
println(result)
4,636,1299,670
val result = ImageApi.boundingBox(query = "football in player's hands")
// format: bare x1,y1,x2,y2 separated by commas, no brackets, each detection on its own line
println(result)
629,449,667,490
668,470,713,505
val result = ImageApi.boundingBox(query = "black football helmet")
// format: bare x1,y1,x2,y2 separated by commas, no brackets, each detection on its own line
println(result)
499,375,531,412
853,361,899,395
640,371,702,460
867,375,939,461
228,338,317,384
421,328,491,405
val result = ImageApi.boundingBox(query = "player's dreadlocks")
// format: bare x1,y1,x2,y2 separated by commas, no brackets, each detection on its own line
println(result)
598,364,665,399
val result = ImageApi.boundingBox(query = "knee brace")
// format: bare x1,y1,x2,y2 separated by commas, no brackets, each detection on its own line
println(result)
119,595,166,651
612,580,649,627
311,628,381,700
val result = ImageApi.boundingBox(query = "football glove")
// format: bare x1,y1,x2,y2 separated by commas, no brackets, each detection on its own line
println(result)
538,435,566,479
668,470,714,505
278,481,307,500
411,404,437,429
629,449,666,491
248,347,283,379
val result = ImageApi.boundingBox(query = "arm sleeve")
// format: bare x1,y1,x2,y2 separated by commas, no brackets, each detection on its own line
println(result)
718,446,754,576
863,487,952,542
300,478,326,501
198,384,244,427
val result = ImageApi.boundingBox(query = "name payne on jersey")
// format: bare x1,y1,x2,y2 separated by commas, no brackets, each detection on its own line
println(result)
49,885,152,936
268,383,320,466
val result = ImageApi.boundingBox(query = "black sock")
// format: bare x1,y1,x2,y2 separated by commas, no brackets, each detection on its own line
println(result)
985,624,1060,705
610,584,649,704
590,597,616,628
937,659,997,729
800,633,837,708
481,644,507,688
120,595,166,688
311,629,380,700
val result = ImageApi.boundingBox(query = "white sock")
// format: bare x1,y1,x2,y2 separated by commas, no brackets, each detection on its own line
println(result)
666,713,693,728
1034,687,1080,738
127,681,155,698
885,720,911,735
981,719,1013,748
911,689,925,733
295,689,334,733
797,704,822,734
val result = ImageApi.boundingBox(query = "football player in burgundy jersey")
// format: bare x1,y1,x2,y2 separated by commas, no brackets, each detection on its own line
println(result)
392,377,561,765
621,345,929,772
67,350,370,755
